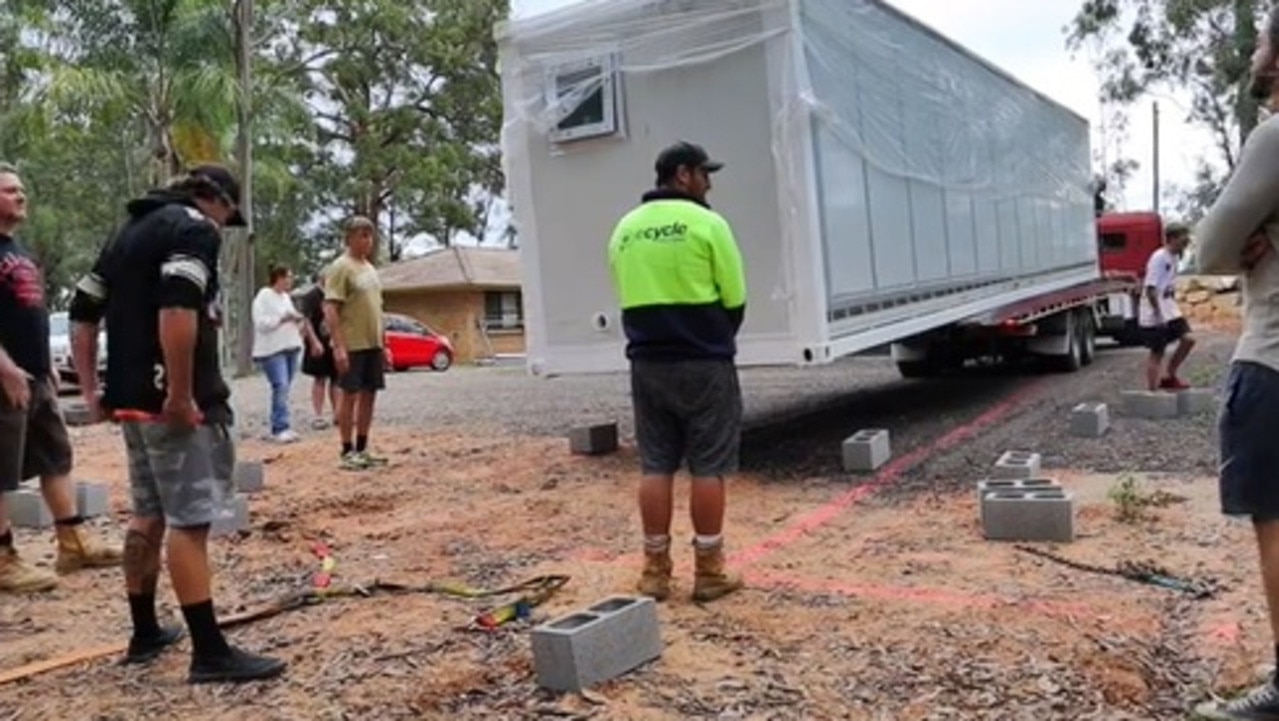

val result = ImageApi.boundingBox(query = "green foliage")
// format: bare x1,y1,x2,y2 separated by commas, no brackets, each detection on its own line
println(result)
0,0,511,301
1067,0,1269,215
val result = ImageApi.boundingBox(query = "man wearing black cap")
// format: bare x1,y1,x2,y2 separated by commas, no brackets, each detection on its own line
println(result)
69,163,286,683
607,141,748,603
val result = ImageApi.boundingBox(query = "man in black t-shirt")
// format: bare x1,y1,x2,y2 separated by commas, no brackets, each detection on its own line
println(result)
69,164,285,684
0,163,122,595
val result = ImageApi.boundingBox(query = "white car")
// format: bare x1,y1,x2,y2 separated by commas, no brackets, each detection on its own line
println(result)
48,311,106,386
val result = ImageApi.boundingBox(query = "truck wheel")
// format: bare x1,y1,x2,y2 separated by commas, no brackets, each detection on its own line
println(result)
896,360,935,379
1078,311,1096,366
1049,314,1083,373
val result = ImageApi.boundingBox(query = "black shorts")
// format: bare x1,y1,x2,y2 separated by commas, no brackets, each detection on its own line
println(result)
302,341,338,380
630,358,742,478
0,377,74,491
1142,317,1191,354
1220,360,1279,520
339,348,386,393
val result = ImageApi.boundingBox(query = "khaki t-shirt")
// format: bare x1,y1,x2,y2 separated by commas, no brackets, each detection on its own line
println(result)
324,254,384,352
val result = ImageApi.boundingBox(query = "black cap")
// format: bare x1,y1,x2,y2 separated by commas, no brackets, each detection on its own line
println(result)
188,163,246,227
654,141,724,183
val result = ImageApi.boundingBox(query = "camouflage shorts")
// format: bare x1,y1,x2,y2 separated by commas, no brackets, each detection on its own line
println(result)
121,421,236,529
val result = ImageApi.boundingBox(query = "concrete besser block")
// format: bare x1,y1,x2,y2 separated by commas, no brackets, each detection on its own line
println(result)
1120,390,1178,419
975,478,1061,524
62,402,94,428
1070,402,1110,438
76,481,110,518
841,429,891,472
4,489,53,529
981,488,1075,543
234,461,264,494
531,595,662,692
991,451,1042,480
210,494,249,538
569,423,619,456
1176,388,1216,416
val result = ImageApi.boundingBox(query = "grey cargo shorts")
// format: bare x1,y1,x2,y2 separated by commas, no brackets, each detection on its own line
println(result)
121,421,236,528
630,358,742,478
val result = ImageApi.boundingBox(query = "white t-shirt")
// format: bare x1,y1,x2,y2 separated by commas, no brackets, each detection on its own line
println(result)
251,287,304,359
1138,246,1181,327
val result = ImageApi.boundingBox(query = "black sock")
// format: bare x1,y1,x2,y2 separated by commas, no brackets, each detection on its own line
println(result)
356,435,368,453
128,593,162,638
341,441,353,456
180,600,231,659
0,530,11,548
55,515,84,527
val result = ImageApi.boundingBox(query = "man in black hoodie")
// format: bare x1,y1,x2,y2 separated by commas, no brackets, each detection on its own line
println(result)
69,164,286,684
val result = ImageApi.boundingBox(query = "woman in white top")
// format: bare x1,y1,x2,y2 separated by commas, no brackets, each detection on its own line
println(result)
252,265,320,442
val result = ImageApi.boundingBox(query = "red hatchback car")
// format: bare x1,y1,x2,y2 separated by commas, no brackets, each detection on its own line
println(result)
384,313,454,372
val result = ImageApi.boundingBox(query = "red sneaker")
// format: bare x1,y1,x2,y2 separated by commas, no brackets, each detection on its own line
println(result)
1160,376,1191,390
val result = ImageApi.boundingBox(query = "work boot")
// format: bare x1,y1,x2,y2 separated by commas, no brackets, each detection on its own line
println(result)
692,544,744,602
1193,677,1279,719
0,546,58,593
636,550,673,601
54,524,124,574
189,646,288,684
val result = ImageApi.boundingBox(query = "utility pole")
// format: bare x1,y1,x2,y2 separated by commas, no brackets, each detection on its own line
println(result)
233,0,255,377
1151,100,1160,215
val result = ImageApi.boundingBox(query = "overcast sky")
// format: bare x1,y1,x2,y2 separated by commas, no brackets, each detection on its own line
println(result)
509,0,1219,218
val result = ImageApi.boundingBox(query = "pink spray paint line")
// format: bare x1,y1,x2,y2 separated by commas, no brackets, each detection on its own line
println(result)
727,379,1047,568
747,570,1099,619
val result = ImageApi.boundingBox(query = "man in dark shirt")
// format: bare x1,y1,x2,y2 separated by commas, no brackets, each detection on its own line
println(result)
0,163,122,595
69,164,286,684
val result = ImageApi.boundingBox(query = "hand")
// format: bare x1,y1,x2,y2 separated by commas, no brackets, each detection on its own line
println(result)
383,347,394,368
161,394,202,432
309,340,324,358
1243,233,1272,270
0,364,32,410
333,346,350,376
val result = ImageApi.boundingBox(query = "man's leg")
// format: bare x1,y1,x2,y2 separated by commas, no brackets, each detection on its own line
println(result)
118,422,183,664
0,402,59,592
1165,321,1196,385
336,355,360,461
23,379,123,573
631,361,681,601
686,360,744,602
1196,361,1279,719
141,422,285,683
1145,347,1165,392
353,349,386,463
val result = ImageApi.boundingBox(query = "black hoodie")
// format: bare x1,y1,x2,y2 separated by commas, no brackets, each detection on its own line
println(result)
69,190,232,423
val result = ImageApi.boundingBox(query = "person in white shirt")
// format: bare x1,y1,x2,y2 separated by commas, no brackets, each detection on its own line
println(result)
251,265,319,442
1137,223,1195,392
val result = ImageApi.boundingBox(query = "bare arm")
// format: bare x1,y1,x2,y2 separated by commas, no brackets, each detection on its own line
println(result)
70,321,101,398
159,309,198,400
1195,119,1279,275
69,264,111,411
323,301,346,353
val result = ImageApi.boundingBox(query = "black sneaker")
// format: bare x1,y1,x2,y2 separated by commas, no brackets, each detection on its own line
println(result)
122,625,185,665
1195,680,1279,719
188,646,287,684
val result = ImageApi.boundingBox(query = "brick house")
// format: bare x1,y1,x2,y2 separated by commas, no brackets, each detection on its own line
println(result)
378,247,525,363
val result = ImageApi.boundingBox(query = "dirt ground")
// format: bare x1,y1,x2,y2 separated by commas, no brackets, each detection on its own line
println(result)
0,325,1264,720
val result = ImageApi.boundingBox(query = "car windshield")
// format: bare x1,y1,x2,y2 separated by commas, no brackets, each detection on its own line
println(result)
49,313,69,336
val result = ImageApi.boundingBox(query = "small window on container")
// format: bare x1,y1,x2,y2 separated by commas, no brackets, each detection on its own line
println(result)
546,54,620,143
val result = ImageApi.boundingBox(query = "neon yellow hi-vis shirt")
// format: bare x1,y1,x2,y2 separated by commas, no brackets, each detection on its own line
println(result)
607,195,747,360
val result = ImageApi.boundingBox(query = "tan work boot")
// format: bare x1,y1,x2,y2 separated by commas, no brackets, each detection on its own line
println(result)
0,546,58,593
692,544,744,602
636,550,673,601
55,525,124,574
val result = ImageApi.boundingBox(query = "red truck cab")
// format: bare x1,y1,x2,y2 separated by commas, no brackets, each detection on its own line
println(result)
1096,211,1165,281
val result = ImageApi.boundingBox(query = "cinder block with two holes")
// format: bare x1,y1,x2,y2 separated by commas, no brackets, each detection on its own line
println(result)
1176,388,1216,416
569,422,619,456
4,489,53,529
841,429,891,472
991,451,1042,480
981,484,1075,543
976,478,1061,524
233,461,265,493
1120,390,1178,419
1069,402,1110,437
210,494,249,537
531,595,662,692
62,402,94,427
76,481,110,518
